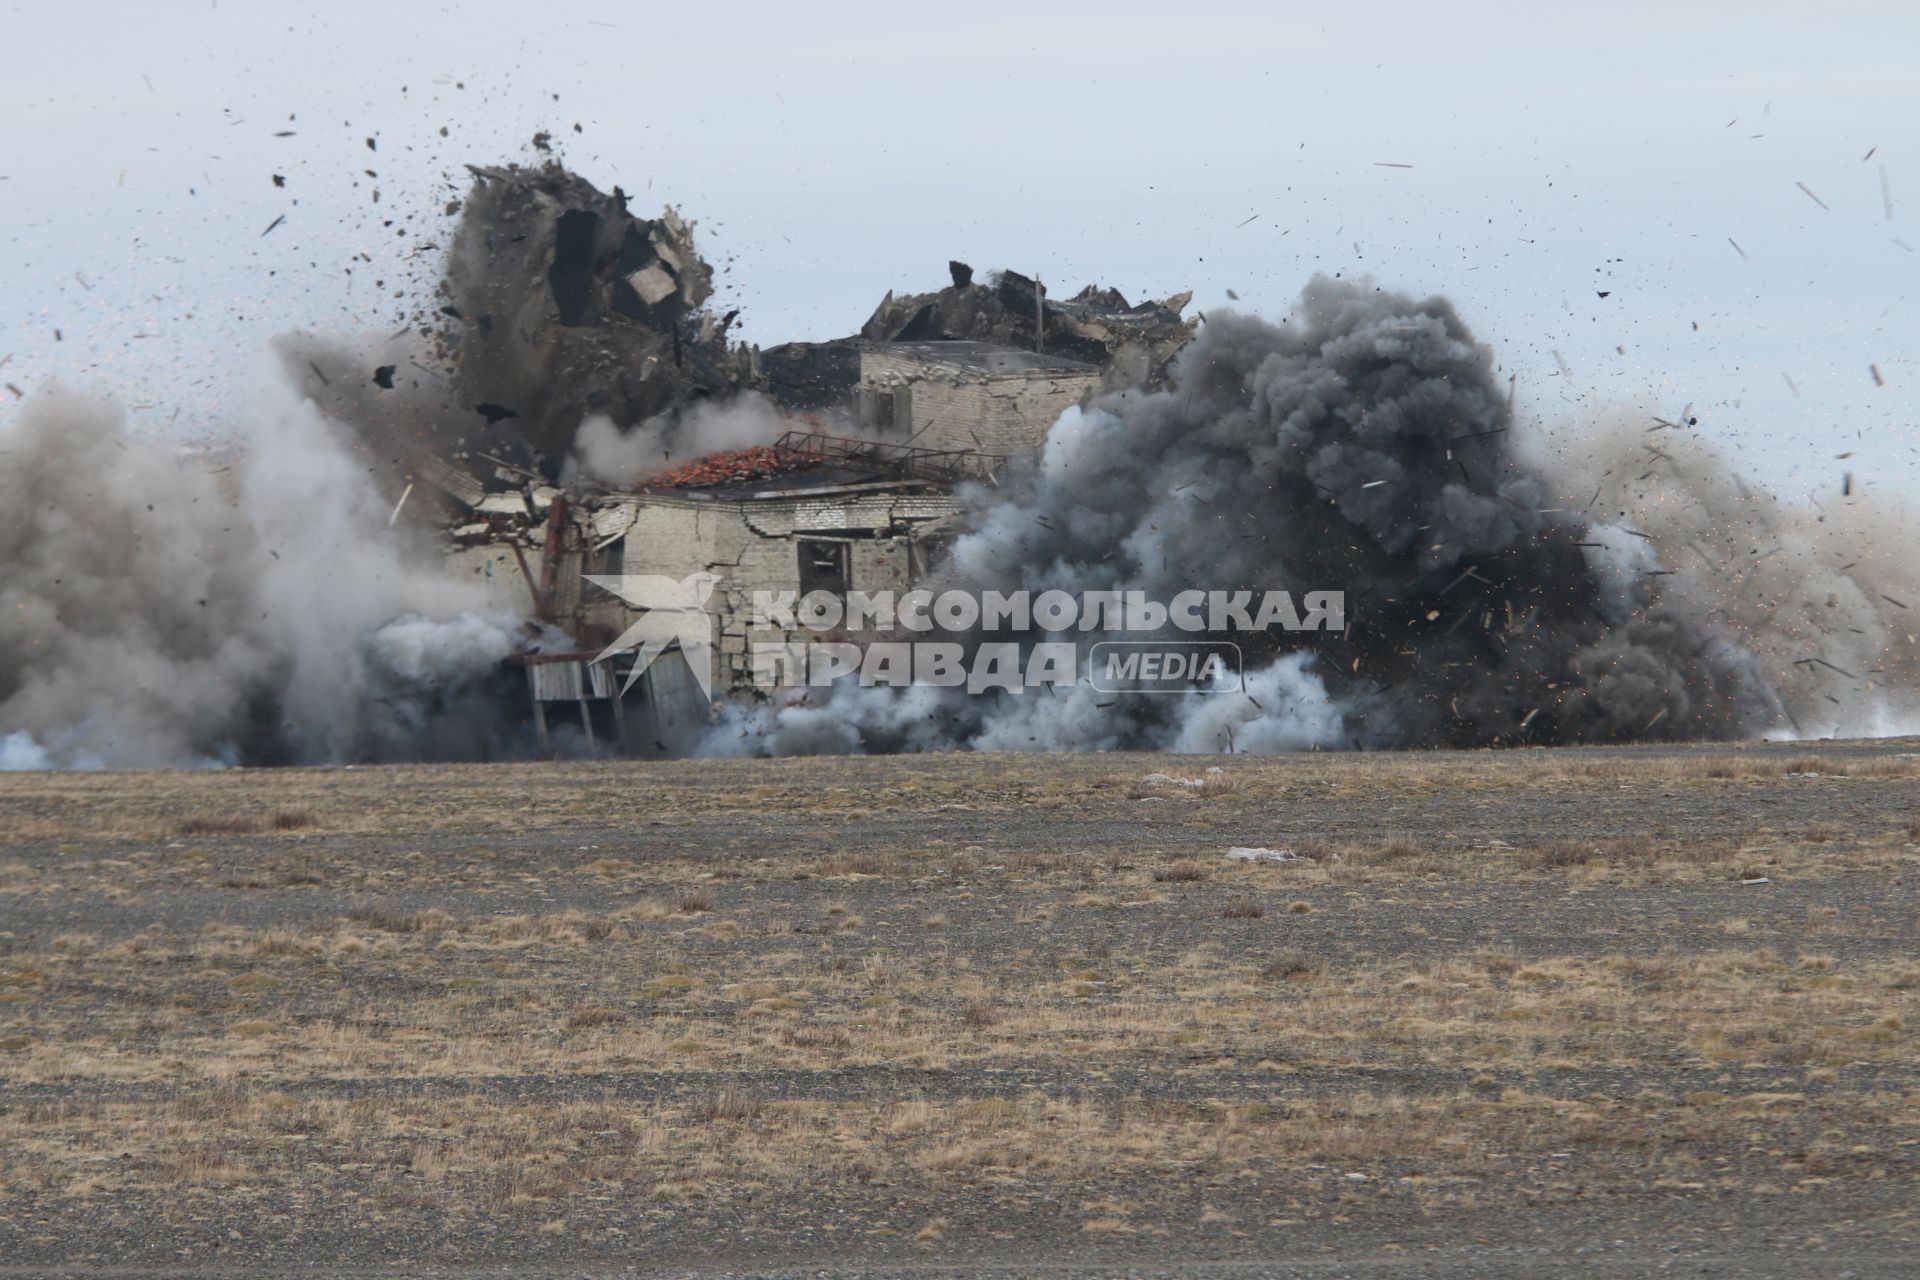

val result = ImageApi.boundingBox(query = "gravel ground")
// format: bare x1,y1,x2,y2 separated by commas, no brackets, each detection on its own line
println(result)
1,740,1916,1277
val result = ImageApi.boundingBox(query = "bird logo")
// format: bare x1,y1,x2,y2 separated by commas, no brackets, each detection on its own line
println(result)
583,572,721,699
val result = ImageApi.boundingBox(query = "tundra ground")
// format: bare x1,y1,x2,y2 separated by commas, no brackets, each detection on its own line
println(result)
2,741,1918,1277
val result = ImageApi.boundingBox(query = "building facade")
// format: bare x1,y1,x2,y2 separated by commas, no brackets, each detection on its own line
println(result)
854,341,1098,463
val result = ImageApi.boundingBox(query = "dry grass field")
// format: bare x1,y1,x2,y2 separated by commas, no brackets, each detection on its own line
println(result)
2,741,1918,1276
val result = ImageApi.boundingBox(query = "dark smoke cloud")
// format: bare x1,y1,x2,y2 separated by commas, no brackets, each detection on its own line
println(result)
711,277,1911,755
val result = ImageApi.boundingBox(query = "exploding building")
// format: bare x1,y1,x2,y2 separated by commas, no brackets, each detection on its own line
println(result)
432,430,971,753
365,165,1200,754
7,161,1907,770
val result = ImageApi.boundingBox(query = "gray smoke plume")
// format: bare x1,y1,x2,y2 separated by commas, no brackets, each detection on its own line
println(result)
709,277,1912,755
0,385,536,769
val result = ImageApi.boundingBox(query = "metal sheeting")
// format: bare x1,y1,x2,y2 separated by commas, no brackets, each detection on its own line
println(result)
528,659,617,702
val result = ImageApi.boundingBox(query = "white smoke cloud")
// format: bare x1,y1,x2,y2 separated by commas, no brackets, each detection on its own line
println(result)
700,684,965,757
1168,653,1350,754
1578,521,1666,622
967,681,1142,753
0,731,58,772
568,392,790,488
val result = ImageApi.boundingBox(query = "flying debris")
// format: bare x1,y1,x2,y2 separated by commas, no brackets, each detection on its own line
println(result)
420,163,747,462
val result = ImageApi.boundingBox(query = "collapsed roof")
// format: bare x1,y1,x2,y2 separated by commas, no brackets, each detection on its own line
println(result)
754,264,1196,413
859,264,1196,389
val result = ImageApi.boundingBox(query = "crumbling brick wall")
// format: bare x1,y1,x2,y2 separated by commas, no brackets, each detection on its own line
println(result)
858,347,1097,463
897,375,1092,458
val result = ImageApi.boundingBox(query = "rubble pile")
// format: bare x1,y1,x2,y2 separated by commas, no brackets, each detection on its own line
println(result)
859,264,1197,389
437,453,562,546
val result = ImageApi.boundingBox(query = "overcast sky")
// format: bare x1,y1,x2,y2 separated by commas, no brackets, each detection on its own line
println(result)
3,0,1915,499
